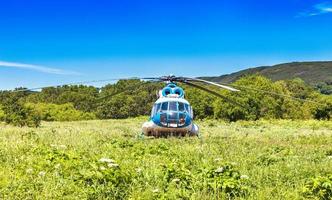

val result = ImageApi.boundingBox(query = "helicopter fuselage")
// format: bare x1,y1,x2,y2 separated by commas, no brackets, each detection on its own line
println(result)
142,83,199,137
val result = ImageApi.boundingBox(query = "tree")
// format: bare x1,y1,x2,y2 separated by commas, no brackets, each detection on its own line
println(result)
2,91,41,127
313,95,332,120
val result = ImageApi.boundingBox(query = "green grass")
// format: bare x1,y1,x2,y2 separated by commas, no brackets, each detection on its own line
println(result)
1,118,332,199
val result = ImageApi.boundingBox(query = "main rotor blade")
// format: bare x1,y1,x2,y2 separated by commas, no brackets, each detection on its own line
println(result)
182,81,247,109
10,77,161,93
95,80,160,103
180,77,240,92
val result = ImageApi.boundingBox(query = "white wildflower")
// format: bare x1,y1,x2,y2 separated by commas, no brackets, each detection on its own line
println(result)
107,163,119,168
26,168,33,174
99,158,115,163
214,157,222,162
55,163,61,169
172,178,180,183
215,167,224,173
50,144,66,149
240,175,249,179
99,166,106,171
152,189,159,193
328,156,332,159
38,171,46,177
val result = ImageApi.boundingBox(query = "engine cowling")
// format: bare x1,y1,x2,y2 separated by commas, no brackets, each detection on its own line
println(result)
160,85,185,98
172,87,184,97
161,87,173,97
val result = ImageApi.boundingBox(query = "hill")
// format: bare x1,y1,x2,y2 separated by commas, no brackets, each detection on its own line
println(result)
202,61,332,85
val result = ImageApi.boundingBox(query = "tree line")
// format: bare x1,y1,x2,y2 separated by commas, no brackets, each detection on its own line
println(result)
0,75,331,127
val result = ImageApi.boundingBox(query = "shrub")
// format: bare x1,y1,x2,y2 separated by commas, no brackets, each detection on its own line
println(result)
25,103,96,121
0,104,5,121
163,169,193,199
197,164,249,198
2,101,41,127
313,96,332,120
77,158,133,199
303,175,332,200
159,162,250,199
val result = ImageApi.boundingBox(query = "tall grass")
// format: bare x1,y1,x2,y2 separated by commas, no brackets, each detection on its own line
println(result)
0,118,331,199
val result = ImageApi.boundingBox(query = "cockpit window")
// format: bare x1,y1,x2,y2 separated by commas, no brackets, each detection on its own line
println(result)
154,101,191,116
184,104,190,113
151,103,162,117
178,102,185,111
169,102,177,111
161,102,168,111
155,103,161,112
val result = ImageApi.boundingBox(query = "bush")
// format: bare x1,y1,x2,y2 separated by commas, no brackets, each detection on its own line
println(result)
2,100,41,127
197,164,249,198
26,103,96,121
77,158,133,199
0,104,5,121
157,162,250,199
303,175,332,200
313,96,332,120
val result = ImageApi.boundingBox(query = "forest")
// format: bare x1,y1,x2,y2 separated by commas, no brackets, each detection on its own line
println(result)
0,75,331,127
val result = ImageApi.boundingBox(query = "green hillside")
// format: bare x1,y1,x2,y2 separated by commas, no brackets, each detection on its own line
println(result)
202,61,332,85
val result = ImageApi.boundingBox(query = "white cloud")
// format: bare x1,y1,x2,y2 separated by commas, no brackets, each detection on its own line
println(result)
0,60,80,75
298,2,332,17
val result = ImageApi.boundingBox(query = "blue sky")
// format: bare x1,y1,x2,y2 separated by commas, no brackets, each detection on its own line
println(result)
0,0,332,89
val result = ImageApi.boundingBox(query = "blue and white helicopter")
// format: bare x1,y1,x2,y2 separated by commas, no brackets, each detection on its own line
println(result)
140,75,240,137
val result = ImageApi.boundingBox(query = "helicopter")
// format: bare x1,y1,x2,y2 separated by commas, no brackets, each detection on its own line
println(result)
137,75,240,137
142,82,198,137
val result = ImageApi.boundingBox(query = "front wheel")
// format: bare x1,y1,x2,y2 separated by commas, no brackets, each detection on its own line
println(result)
190,123,199,136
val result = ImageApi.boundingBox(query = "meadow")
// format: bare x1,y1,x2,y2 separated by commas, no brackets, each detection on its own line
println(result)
1,118,332,199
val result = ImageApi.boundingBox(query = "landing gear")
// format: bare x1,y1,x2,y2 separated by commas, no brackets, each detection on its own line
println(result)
142,122,199,138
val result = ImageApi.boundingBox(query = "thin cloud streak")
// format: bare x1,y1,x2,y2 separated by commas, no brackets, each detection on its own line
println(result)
297,2,332,17
0,61,81,75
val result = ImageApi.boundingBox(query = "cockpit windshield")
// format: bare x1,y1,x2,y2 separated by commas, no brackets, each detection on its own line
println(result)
178,102,185,111
169,102,177,111
151,101,192,117
161,102,168,111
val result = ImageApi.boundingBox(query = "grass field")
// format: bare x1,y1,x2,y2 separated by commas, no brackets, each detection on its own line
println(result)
1,118,332,199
